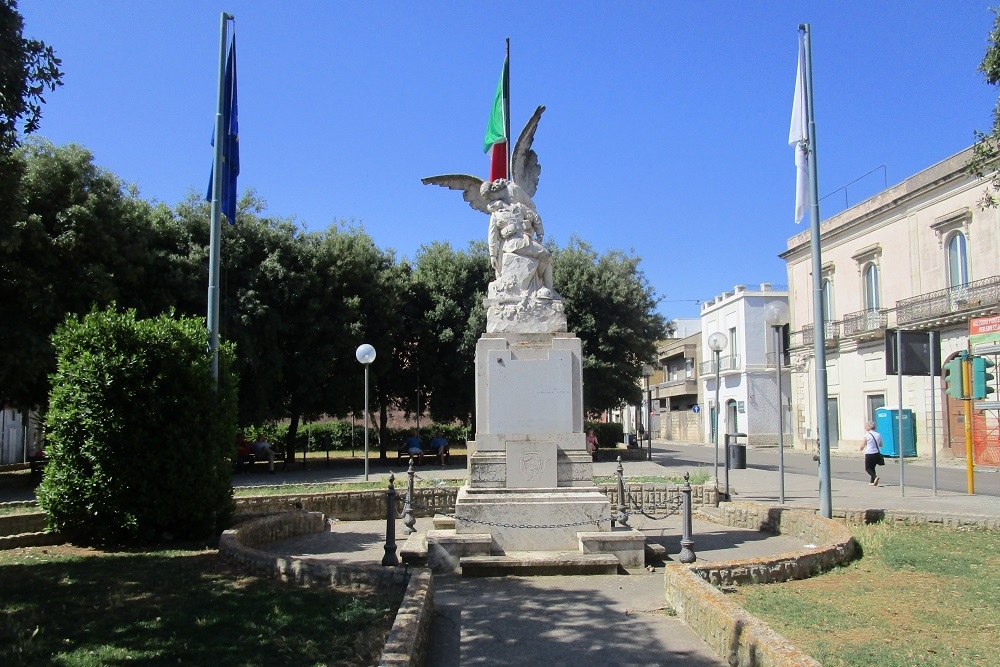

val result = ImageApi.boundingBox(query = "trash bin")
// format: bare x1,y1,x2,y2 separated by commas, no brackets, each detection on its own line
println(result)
627,433,638,448
726,433,747,470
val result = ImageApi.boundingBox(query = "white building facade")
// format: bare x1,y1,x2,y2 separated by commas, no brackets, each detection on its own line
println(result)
700,284,791,447
781,147,1000,464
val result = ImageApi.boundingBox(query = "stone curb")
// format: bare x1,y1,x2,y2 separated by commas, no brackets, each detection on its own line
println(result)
219,511,433,667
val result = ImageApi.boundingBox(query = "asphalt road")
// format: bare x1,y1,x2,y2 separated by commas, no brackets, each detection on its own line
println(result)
654,441,1000,497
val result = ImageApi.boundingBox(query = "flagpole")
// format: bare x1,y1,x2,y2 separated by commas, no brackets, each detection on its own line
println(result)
207,12,232,385
504,37,511,179
801,23,832,518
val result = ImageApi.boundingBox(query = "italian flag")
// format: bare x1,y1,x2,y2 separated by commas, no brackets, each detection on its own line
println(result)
483,54,509,181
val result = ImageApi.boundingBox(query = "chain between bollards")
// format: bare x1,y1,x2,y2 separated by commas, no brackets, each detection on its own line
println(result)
678,471,696,563
402,458,416,535
612,456,629,528
382,473,400,566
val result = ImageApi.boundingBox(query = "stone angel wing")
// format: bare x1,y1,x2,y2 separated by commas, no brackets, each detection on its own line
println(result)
511,105,545,198
419,174,488,213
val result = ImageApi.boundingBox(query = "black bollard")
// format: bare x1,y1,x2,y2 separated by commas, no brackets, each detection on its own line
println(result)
613,456,629,529
678,472,696,563
382,473,400,566
402,458,416,535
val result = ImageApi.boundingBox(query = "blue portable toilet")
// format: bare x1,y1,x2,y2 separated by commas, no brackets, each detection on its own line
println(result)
875,408,917,457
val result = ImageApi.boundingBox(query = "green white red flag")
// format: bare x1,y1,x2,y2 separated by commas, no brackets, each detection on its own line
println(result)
484,53,509,181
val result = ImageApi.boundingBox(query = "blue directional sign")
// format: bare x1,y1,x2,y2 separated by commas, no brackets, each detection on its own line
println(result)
692,404,701,414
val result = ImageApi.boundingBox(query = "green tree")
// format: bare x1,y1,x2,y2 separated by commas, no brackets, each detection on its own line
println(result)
37,307,236,545
969,8,1000,206
552,238,669,417
0,0,63,153
0,140,175,409
412,241,490,425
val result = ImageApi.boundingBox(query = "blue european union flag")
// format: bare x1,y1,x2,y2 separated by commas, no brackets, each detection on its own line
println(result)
207,36,239,224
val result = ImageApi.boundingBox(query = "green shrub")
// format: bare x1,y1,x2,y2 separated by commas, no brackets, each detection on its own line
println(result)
270,421,469,453
37,308,237,545
587,421,624,448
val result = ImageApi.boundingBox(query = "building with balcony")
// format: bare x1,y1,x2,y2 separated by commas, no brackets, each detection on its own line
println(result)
700,284,791,447
652,331,703,441
780,146,1000,463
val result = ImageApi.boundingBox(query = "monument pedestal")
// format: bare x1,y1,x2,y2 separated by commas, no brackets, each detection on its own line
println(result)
453,332,614,553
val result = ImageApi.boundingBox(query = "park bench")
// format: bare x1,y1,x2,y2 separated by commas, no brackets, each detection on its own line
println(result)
396,439,449,464
236,447,288,472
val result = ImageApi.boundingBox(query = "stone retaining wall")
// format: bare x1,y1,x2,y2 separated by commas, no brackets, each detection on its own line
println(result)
664,563,821,667
234,487,459,522
664,503,857,667
220,511,434,666
688,503,856,587
0,510,47,535
233,483,717,522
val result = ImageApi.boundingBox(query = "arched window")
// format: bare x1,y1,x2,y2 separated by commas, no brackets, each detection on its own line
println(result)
947,232,968,287
863,263,880,310
822,277,835,322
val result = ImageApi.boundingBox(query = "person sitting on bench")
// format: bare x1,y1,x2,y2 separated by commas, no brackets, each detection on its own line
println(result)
430,430,449,465
252,433,277,474
404,429,424,464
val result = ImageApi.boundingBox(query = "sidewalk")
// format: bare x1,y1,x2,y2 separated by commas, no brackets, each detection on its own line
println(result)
648,439,1000,520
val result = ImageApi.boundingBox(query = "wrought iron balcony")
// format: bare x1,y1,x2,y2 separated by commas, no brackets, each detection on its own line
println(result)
699,354,741,375
896,275,1000,326
801,321,840,347
842,308,887,337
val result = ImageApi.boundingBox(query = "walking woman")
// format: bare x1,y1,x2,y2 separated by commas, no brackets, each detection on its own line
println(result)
860,420,884,486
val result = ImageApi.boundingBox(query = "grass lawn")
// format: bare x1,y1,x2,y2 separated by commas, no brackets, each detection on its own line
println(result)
0,543,401,666
729,523,1000,667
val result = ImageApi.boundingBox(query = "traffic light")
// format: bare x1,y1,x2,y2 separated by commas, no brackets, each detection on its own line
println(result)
944,355,965,399
972,356,996,400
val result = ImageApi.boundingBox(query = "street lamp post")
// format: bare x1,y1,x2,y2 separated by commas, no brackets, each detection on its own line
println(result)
642,364,654,461
764,301,791,504
707,332,728,482
356,343,376,481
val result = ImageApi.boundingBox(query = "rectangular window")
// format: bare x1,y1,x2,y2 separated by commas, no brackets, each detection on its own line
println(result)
866,394,885,422
827,397,840,449
729,327,737,363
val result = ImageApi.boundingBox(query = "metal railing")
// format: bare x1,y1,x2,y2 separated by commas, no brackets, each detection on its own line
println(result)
699,354,741,375
764,351,791,368
896,275,1000,325
801,321,840,347
841,308,887,337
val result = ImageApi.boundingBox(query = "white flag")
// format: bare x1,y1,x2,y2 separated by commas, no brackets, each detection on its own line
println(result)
789,33,808,224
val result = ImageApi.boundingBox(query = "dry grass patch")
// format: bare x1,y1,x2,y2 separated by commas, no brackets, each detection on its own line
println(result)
728,523,1000,666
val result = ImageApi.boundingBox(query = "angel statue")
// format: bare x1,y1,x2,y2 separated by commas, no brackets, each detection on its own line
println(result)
422,105,567,334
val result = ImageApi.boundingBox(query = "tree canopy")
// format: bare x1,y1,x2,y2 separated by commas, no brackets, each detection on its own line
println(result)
1,139,670,453
0,0,62,153
553,238,670,417
968,8,1000,206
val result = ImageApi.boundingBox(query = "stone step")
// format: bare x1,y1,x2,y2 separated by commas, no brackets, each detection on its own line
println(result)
432,516,456,530
400,532,428,567
460,552,620,577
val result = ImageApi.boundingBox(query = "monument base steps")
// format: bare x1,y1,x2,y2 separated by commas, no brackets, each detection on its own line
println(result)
461,552,619,577
407,525,648,576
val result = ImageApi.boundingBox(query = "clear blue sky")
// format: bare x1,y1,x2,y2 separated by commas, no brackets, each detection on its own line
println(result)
21,1,998,321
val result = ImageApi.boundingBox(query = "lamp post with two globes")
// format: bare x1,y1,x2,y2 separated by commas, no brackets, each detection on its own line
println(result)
356,343,376,481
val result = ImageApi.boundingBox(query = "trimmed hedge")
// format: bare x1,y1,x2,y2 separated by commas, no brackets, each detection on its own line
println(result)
274,421,470,452
38,308,237,544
